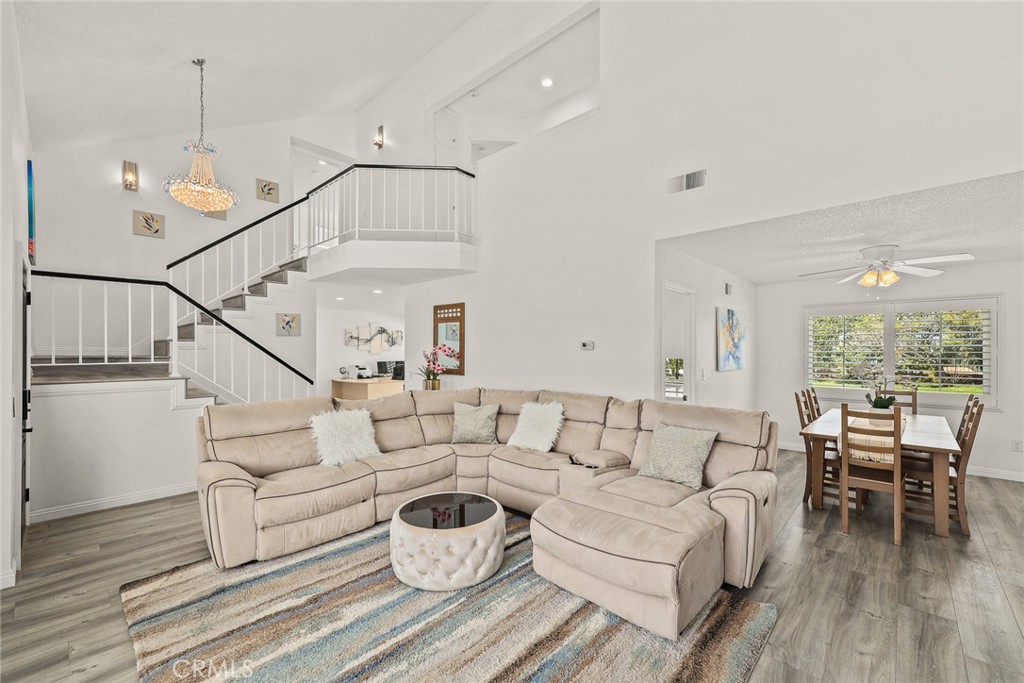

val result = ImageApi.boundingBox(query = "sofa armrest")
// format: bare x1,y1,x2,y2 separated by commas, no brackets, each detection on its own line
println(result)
198,460,257,494
707,470,777,588
558,462,632,492
197,461,258,569
571,449,631,469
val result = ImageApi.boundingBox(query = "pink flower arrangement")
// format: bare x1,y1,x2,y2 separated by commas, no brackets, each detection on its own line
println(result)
418,344,460,381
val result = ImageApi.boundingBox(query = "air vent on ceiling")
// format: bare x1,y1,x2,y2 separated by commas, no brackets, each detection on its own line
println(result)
667,168,708,194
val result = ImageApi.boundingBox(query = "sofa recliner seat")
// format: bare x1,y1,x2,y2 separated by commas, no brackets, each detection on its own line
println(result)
195,387,778,641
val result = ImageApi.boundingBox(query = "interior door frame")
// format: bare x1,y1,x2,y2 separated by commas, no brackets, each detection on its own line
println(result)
659,279,698,405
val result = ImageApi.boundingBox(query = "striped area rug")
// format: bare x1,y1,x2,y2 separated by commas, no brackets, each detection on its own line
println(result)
121,514,776,683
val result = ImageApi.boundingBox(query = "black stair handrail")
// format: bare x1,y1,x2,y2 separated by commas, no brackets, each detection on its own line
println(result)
166,163,476,269
32,269,314,385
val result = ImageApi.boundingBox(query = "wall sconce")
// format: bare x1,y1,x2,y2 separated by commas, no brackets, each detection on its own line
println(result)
372,125,384,149
122,161,139,191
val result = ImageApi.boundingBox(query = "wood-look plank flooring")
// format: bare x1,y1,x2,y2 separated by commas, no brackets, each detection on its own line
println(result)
1,450,1022,682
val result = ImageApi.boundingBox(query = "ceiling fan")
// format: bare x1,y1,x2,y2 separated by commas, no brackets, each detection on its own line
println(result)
797,244,975,288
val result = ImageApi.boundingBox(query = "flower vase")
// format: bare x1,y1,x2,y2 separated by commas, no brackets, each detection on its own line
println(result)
423,379,441,391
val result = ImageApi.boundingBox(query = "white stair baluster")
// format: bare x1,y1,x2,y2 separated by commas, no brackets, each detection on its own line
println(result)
103,283,108,364
150,286,155,362
77,283,83,364
126,284,132,363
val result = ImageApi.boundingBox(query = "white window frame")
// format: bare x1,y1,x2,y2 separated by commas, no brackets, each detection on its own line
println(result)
804,294,1001,410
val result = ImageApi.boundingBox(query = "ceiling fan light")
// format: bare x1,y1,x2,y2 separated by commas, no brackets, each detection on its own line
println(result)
878,269,900,287
858,270,879,287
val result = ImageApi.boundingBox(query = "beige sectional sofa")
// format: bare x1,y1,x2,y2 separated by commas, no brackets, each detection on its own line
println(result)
195,387,778,640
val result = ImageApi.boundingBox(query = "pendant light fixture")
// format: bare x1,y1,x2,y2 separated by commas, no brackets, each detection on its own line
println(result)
162,58,239,214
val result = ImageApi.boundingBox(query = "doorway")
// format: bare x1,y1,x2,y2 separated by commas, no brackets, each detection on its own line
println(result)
661,281,696,403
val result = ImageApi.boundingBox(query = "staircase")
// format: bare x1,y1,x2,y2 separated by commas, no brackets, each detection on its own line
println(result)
175,257,307,342
32,164,475,406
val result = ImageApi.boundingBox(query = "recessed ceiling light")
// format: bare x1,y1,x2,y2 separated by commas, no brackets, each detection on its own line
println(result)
541,78,554,88
372,289,383,294
335,297,345,301
318,160,327,165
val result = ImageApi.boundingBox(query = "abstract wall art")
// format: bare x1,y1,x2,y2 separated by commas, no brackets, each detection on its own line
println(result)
276,313,301,336
344,323,404,355
132,211,165,239
716,307,746,372
257,179,279,203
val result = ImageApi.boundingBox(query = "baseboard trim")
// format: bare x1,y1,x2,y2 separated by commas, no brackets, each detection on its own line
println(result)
29,482,197,523
778,440,805,453
0,568,15,589
966,466,1024,482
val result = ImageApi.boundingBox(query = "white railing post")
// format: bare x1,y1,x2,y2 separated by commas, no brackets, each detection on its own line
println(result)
126,283,132,363
169,289,180,377
149,286,155,362
77,283,83,364
243,232,250,294
306,194,313,259
50,283,56,365
103,283,108,364
215,245,221,303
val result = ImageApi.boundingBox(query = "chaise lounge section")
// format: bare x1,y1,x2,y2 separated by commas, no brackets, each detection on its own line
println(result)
195,387,778,639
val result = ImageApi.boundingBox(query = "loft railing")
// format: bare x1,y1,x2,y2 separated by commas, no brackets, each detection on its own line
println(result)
31,270,314,403
166,164,475,312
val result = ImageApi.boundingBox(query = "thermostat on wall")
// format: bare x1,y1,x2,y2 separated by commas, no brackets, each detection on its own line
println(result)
580,340,595,351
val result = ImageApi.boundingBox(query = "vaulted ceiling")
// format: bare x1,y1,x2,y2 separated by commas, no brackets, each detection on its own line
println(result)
14,1,484,149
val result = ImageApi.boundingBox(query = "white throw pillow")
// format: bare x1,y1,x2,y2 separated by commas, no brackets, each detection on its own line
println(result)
507,401,565,453
310,409,381,466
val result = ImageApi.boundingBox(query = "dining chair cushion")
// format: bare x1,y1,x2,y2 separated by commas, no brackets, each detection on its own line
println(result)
844,415,907,464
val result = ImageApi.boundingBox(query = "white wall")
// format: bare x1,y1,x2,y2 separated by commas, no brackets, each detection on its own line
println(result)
656,247,758,410
392,3,1021,407
31,113,357,280
756,260,1024,480
316,300,405,395
28,381,207,521
354,3,574,165
0,1,32,587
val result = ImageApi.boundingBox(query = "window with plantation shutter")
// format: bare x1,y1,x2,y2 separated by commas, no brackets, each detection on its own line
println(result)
807,312,885,388
806,296,998,402
893,301,993,395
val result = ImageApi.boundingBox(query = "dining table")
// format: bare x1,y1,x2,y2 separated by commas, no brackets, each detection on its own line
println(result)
800,408,961,537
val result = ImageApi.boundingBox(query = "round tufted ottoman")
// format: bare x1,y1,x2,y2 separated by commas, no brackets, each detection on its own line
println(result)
389,491,506,591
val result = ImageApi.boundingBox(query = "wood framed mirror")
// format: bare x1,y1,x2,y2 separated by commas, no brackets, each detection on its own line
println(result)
433,302,464,375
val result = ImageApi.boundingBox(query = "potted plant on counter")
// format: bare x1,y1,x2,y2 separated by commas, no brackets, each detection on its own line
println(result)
417,344,459,390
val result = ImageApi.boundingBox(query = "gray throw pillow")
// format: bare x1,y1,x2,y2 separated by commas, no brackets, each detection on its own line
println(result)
452,402,499,444
639,423,718,489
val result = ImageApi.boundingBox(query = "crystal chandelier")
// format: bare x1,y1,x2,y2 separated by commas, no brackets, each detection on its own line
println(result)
162,58,239,214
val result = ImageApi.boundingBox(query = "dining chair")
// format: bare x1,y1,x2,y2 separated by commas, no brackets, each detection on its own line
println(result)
840,404,907,545
876,388,918,414
903,398,984,536
805,387,823,419
795,392,858,509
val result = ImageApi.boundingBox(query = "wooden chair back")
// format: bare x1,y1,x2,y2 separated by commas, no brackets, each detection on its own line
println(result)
956,395,979,442
841,404,902,477
955,400,984,476
805,387,823,419
876,388,918,414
